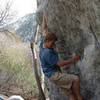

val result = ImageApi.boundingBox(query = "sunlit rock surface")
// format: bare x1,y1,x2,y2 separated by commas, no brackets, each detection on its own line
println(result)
36,0,100,100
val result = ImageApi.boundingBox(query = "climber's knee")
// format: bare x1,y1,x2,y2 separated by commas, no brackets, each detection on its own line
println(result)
73,76,80,83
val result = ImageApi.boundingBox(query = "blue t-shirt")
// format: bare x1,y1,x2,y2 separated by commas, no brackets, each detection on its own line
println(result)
40,36,60,77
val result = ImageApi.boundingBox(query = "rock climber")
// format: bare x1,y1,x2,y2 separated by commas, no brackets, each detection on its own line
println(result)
39,13,82,100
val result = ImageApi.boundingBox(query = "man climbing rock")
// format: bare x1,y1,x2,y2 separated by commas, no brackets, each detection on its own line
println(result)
39,13,82,100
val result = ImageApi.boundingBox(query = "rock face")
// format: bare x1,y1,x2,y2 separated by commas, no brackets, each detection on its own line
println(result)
37,0,100,100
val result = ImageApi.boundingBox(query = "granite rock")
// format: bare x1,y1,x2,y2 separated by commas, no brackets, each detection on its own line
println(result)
36,0,100,100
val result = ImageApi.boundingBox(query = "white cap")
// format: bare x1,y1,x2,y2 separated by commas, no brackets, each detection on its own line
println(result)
8,95,24,100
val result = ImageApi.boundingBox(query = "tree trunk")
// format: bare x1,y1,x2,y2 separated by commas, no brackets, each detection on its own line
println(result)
30,43,46,100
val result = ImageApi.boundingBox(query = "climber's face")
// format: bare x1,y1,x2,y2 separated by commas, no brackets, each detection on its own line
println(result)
46,40,56,48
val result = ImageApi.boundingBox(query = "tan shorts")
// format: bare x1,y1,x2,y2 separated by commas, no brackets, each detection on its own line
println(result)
49,71,76,95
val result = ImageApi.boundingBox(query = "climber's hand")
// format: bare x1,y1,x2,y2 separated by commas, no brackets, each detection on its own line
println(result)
73,54,80,62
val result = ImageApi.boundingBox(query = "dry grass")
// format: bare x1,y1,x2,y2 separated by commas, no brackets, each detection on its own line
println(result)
0,31,39,99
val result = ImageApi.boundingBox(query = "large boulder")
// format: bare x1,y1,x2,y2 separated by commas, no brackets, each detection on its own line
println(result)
36,0,100,100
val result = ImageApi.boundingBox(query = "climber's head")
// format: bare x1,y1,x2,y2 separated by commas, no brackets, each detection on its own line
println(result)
44,33,57,48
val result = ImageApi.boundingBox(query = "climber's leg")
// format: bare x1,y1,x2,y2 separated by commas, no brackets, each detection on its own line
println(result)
72,76,82,100
69,93,76,100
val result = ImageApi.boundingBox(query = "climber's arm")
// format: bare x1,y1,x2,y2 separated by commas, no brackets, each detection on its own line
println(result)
56,54,80,67
41,13,47,36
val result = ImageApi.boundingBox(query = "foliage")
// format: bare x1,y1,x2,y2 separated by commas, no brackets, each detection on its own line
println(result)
0,31,39,98
0,0,16,27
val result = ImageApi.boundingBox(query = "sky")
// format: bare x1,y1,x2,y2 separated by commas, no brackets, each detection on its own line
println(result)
0,0,37,18
0,0,37,24
12,0,37,17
